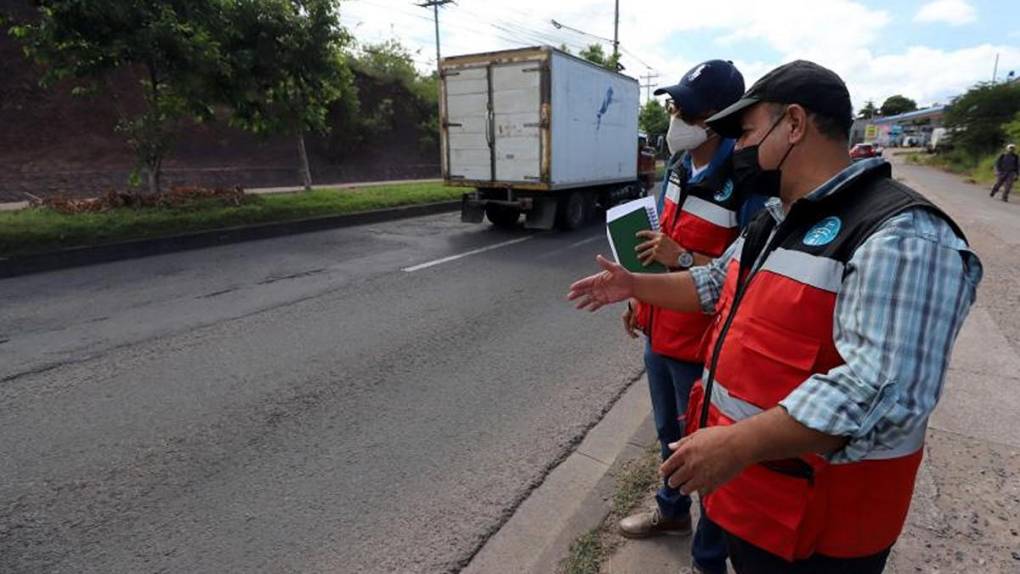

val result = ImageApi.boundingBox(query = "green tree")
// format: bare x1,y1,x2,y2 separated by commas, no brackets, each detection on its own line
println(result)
879,95,918,117
221,0,354,190
1005,111,1020,146
944,82,1020,155
10,1,230,194
579,44,620,72
639,99,669,138
332,39,438,159
858,100,878,119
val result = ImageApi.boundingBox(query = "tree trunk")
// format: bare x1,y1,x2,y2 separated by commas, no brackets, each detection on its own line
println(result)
146,162,160,195
297,133,312,191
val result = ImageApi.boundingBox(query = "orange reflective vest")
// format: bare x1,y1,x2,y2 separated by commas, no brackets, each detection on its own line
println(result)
687,164,965,560
635,158,741,362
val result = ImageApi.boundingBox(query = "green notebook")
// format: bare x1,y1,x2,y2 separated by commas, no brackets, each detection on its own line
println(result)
606,197,668,274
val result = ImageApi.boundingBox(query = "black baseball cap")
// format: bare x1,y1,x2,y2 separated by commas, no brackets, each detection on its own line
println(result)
706,60,853,138
654,60,745,119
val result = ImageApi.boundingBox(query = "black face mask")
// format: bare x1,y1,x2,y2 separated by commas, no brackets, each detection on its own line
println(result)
731,110,796,198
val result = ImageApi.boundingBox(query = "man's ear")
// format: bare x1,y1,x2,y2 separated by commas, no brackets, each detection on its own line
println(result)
785,104,810,145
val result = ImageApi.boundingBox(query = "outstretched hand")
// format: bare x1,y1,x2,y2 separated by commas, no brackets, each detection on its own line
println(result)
567,255,635,312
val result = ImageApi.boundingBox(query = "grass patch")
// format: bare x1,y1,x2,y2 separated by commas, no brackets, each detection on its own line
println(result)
612,447,661,513
559,446,660,574
0,182,461,257
562,529,605,574
905,150,999,185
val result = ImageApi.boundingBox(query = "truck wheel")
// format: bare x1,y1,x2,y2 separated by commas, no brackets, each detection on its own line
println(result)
557,191,586,230
486,204,521,228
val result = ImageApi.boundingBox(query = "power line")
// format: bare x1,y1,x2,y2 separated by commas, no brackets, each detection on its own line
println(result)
620,46,655,72
640,70,660,103
550,19,614,44
452,5,588,52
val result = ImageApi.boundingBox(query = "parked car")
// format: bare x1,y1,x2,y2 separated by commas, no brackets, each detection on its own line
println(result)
850,143,879,161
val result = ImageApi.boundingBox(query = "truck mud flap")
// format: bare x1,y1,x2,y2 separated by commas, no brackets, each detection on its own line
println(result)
525,197,557,230
461,194,485,224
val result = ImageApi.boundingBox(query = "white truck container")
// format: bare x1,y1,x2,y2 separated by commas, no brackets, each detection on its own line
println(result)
440,46,652,230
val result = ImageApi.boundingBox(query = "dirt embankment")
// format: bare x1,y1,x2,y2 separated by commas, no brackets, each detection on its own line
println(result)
0,0,439,202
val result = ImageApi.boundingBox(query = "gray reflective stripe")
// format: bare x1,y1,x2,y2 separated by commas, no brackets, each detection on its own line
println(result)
760,248,845,293
682,196,738,229
705,369,764,422
707,373,926,462
846,421,927,462
666,181,681,203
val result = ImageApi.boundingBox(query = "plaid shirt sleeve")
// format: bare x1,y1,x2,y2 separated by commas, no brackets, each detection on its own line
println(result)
689,239,740,314
779,209,983,463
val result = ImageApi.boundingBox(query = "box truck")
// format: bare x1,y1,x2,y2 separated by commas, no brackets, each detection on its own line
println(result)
439,46,655,230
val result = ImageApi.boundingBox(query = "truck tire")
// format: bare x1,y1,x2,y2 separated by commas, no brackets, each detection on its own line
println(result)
557,191,587,231
486,204,521,228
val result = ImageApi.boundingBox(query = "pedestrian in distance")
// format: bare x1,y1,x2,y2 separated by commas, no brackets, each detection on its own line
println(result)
990,143,1018,202
568,60,982,573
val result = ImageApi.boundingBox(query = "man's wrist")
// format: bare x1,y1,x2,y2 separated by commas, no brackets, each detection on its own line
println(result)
726,420,762,468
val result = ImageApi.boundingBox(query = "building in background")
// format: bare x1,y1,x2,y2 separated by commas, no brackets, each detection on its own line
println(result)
852,106,946,148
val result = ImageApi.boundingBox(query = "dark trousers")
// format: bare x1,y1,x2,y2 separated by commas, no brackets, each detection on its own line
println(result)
643,344,728,574
991,172,1016,200
725,533,890,574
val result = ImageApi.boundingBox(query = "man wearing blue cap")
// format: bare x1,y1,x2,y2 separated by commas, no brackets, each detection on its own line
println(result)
620,59,766,574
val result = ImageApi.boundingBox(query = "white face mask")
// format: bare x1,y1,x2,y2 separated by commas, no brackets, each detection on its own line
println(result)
666,115,708,155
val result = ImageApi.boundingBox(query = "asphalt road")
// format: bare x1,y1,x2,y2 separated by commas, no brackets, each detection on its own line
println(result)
0,215,644,573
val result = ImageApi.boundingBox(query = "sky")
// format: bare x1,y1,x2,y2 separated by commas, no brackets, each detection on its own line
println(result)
339,0,1020,112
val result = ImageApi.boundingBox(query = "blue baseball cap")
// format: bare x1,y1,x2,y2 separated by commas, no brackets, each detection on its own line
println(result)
654,60,745,119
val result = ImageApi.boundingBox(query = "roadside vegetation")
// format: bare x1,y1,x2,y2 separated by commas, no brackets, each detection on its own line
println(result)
560,446,660,574
906,81,1020,185
0,182,457,257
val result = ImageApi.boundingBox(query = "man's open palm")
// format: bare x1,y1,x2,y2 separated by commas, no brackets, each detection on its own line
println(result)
567,255,634,312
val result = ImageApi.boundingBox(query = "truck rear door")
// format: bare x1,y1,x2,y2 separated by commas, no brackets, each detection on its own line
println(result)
491,62,543,183
444,65,491,181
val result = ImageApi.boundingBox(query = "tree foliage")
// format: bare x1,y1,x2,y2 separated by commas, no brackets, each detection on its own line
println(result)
222,0,353,137
944,82,1020,155
858,100,878,119
8,3,441,189
219,0,354,188
327,39,438,159
879,95,918,117
1004,111,1020,146
579,44,621,72
639,99,669,138
10,0,231,193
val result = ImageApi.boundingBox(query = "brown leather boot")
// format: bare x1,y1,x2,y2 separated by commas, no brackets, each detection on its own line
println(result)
617,507,692,538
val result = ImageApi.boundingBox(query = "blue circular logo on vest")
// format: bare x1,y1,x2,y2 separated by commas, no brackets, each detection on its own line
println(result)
803,216,842,246
714,180,734,202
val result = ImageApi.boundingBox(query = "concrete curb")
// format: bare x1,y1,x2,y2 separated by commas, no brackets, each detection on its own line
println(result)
462,377,655,574
0,200,460,279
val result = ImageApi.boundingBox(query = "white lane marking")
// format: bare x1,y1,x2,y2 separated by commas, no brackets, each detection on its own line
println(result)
402,236,535,272
536,234,605,260
566,235,604,250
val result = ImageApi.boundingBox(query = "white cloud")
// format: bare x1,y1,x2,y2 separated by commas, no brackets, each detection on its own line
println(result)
915,0,977,26
338,0,1015,112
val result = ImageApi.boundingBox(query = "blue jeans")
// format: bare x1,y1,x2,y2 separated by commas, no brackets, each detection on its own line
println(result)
644,343,728,574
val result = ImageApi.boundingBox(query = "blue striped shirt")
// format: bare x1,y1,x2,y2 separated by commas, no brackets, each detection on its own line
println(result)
689,159,983,462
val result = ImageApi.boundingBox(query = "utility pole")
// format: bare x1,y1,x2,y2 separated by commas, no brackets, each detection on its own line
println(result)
992,52,1000,83
640,70,660,103
612,0,620,65
418,0,454,74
